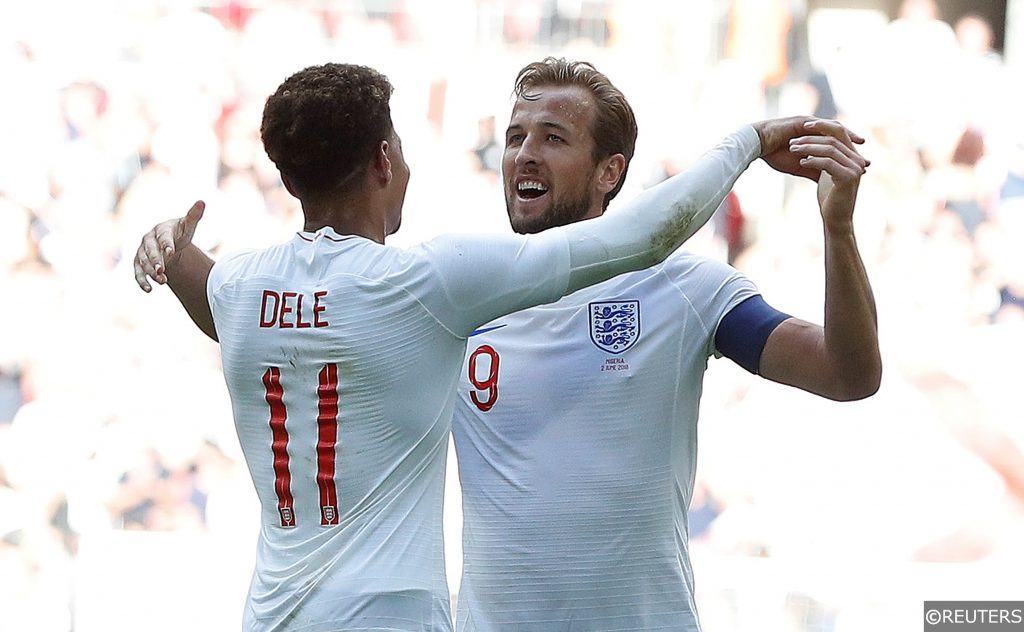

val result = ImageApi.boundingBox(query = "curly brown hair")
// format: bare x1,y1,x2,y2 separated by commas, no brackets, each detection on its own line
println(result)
261,63,394,199
513,58,637,210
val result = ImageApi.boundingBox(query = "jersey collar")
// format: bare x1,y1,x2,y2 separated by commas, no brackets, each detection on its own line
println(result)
295,226,362,245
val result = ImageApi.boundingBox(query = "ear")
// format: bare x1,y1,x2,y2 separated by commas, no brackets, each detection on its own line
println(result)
594,153,626,196
372,140,394,187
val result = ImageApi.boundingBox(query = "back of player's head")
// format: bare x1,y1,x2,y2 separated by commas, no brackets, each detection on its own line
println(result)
261,63,394,200
513,57,637,208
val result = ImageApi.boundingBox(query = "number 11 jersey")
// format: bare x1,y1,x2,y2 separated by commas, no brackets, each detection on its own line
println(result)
207,227,571,632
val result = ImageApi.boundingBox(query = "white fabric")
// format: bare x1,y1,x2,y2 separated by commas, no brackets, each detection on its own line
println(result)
203,124,760,631
453,252,758,631
208,230,571,632
561,125,760,294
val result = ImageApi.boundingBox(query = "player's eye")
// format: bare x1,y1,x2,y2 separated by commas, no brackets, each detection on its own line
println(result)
547,134,563,143
506,134,524,147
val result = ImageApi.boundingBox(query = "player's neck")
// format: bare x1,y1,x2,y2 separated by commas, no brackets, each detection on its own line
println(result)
580,205,604,222
301,191,387,244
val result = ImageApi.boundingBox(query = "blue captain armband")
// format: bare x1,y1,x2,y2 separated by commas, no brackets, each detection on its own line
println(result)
714,295,791,374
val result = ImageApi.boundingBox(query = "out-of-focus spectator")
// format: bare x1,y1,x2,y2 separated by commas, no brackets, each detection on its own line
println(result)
0,1,1021,629
725,0,792,88
711,191,747,265
931,126,991,236
470,115,502,176
882,0,958,142
956,13,997,55
1000,142,1024,200
687,480,724,542
503,0,543,45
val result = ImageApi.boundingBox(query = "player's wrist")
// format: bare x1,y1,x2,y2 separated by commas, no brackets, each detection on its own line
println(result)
822,216,855,237
165,242,199,275
751,121,768,156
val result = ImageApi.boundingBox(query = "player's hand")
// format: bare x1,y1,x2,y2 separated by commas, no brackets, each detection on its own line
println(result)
754,117,867,181
133,200,205,293
803,142,865,233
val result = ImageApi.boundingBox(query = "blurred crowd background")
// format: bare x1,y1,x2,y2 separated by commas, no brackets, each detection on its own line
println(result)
1,0,1022,630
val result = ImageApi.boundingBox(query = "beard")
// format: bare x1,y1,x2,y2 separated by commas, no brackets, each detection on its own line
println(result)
505,188,592,235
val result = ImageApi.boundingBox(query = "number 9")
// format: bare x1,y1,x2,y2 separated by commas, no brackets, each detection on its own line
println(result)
468,345,500,412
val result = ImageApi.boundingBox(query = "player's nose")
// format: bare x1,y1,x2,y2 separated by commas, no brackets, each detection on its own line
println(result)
514,134,542,168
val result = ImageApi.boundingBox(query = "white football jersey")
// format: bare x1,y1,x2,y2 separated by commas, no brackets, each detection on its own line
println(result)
208,227,572,632
203,124,761,631
453,250,758,631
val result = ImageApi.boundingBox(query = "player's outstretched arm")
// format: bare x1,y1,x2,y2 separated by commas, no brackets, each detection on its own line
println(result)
429,118,871,336
757,130,881,401
133,201,218,342
559,117,864,295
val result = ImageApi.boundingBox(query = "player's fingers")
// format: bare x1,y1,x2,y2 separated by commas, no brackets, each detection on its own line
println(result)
790,143,864,172
142,232,162,267
790,134,864,155
155,221,178,263
133,257,152,293
799,156,859,183
803,119,864,148
184,200,205,228
180,200,205,244
136,243,163,285
790,137,869,169
141,233,168,284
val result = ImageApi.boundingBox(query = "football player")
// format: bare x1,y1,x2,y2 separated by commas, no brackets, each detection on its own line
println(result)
450,59,879,631
132,61,869,631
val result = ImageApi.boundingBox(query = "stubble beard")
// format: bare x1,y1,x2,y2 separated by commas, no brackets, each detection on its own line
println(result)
505,188,593,235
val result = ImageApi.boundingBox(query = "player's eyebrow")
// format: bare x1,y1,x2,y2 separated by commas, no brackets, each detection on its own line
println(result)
539,121,570,134
505,121,571,136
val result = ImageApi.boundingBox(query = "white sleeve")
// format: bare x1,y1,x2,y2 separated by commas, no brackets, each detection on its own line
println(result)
706,271,761,358
414,229,571,337
417,125,760,337
559,125,761,294
205,249,253,319
661,255,761,358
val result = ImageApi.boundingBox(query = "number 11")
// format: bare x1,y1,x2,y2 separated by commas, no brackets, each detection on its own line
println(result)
262,364,340,528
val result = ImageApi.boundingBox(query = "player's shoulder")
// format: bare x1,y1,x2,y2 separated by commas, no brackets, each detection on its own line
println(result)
650,250,759,311
377,236,456,281
410,232,523,262
207,240,297,292
403,232,541,281
215,242,289,274
656,249,743,284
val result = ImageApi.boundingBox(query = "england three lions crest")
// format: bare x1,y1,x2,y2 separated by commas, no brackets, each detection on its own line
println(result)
589,300,640,354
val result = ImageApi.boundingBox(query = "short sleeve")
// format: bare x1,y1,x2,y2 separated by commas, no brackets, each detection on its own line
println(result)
206,249,254,317
411,230,572,337
714,294,792,373
707,273,761,359
660,254,759,359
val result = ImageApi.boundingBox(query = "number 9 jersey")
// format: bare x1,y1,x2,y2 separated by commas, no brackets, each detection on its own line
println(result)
452,251,759,631
204,125,760,631
207,227,572,632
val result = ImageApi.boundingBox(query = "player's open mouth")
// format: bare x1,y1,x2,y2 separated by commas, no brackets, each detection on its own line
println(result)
516,180,549,202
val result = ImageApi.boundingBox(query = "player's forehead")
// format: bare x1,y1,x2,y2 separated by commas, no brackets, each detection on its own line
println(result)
507,85,596,136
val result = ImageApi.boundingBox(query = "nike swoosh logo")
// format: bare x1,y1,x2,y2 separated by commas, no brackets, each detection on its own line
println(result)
469,324,507,337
